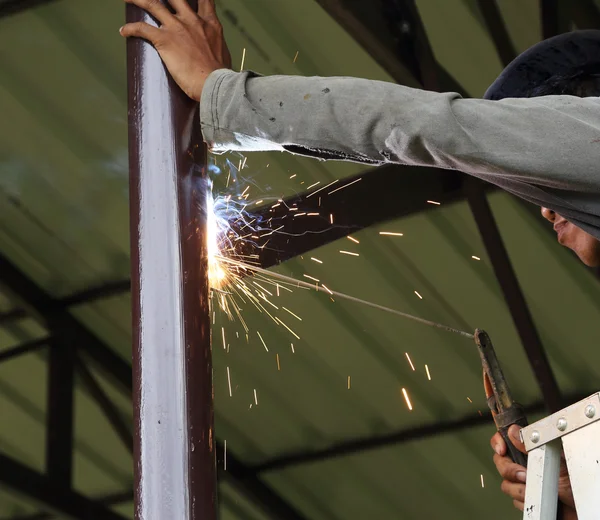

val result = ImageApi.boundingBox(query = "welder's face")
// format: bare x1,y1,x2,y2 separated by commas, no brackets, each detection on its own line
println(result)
541,208,600,266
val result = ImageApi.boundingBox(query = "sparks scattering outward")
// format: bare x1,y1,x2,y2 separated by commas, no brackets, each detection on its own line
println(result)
402,388,413,411
467,397,473,403
348,376,351,390
276,353,281,371
427,200,441,205
415,291,423,299
380,231,403,237
472,256,481,261
227,366,232,397
257,331,269,352
311,257,323,264
425,364,432,381
240,47,246,71
480,474,485,488
254,389,258,406
405,352,415,371
330,213,334,224
347,235,360,244
328,177,362,195
293,50,299,63
339,250,359,257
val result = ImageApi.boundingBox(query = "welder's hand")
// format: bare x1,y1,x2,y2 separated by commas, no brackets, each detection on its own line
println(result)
120,0,232,102
491,425,577,519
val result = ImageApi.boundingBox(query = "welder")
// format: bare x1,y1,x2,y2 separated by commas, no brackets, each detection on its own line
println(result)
121,0,600,517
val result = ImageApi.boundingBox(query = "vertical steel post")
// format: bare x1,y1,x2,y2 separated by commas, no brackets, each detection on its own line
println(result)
126,2,216,519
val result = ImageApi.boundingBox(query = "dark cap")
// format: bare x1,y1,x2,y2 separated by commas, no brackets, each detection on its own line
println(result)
484,30,600,100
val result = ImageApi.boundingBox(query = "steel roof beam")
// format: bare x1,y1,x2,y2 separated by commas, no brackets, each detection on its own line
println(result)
0,453,128,520
477,0,518,67
464,180,562,412
45,340,75,485
0,253,132,394
253,390,590,473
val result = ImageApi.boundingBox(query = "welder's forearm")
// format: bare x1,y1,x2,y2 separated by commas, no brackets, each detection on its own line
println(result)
199,68,451,164
200,69,600,195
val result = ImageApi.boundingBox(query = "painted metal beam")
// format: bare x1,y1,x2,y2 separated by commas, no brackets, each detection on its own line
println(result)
126,1,216,518
253,164,468,268
314,0,466,95
0,0,54,18
464,179,562,412
0,253,132,394
0,279,130,328
75,356,133,456
0,453,128,520
477,0,517,67
0,336,49,363
45,340,75,485
253,390,589,473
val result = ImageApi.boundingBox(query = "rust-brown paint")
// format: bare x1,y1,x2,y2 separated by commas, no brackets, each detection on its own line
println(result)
126,2,216,518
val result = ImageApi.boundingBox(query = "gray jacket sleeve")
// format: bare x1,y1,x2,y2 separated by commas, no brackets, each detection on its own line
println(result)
200,69,600,195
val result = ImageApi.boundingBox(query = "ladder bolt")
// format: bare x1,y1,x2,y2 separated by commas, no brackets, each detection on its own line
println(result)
557,418,567,431
585,405,596,419
530,430,540,443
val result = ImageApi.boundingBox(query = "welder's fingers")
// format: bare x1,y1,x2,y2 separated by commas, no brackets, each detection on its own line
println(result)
120,22,162,44
513,500,525,512
124,0,173,25
494,453,527,484
167,0,194,15
501,480,526,503
508,424,527,454
197,0,217,20
490,431,506,456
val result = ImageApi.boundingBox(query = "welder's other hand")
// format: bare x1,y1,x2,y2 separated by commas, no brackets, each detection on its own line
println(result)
120,0,232,102
491,425,577,519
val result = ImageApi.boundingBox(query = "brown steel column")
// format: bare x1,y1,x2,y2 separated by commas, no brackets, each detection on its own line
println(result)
126,2,216,519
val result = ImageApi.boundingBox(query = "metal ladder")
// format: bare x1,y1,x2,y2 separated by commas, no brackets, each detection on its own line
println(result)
521,392,600,519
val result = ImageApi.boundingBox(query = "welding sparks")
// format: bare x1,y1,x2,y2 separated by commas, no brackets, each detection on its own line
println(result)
347,236,360,244
328,177,362,195
224,439,227,470
402,388,413,411
307,179,339,198
227,367,232,397
307,181,320,190
405,352,415,371
311,257,323,264
291,343,295,353
339,250,359,257
257,331,269,352
276,353,281,371
427,200,441,205
282,307,302,321
254,389,258,405
304,274,320,283
321,284,333,295
222,327,226,350
467,397,473,403
293,50,299,63
480,474,485,488
240,48,246,71
348,376,351,389
289,174,297,179
414,291,423,299
425,364,432,380
472,256,481,261
379,231,404,237
330,214,334,224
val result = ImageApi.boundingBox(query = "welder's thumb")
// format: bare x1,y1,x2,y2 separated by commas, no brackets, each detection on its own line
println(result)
508,424,527,454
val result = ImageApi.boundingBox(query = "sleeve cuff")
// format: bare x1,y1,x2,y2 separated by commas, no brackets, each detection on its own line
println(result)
199,68,234,147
